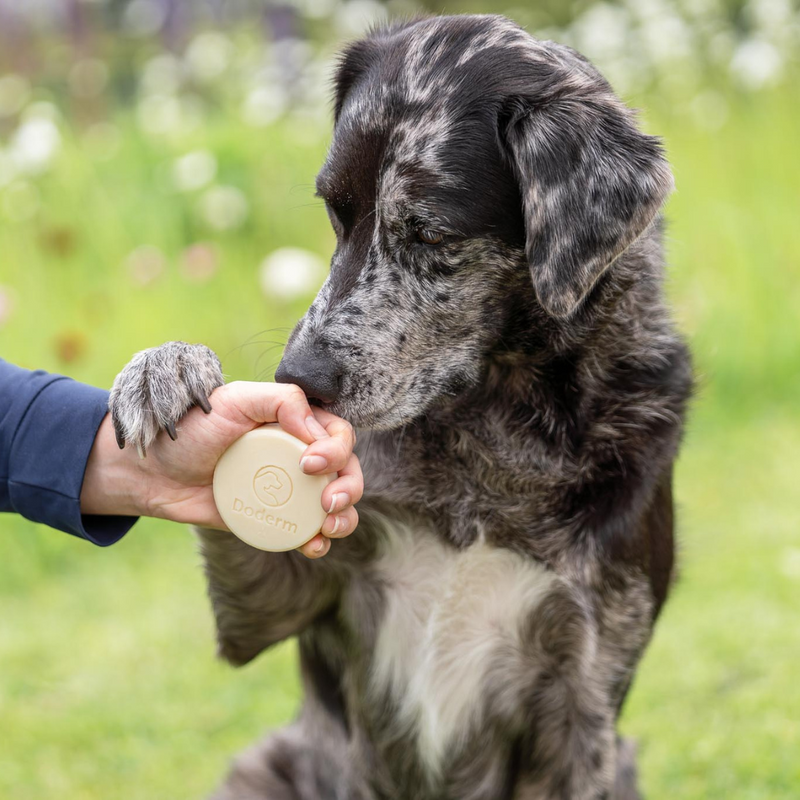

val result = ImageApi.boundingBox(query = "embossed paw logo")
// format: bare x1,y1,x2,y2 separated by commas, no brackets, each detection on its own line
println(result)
253,465,293,508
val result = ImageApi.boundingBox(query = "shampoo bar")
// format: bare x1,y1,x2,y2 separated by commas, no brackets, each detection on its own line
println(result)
213,424,334,551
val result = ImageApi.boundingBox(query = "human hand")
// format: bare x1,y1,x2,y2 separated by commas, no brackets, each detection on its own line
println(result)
80,381,362,559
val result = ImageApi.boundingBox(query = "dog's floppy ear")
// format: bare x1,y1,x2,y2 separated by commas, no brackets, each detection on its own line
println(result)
500,93,674,318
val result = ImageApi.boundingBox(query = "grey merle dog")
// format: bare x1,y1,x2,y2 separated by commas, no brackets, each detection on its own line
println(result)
110,15,692,799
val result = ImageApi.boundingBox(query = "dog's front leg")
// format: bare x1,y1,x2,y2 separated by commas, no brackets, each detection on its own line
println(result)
108,341,347,665
196,528,346,665
109,340,224,456
512,694,618,800
506,576,651,800
506,587,620,800
513,724,635,800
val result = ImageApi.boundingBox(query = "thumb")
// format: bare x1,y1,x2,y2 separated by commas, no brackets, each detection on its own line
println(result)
220,381,320,445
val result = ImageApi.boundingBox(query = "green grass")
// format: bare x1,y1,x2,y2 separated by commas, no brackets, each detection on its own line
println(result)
1,81,798,799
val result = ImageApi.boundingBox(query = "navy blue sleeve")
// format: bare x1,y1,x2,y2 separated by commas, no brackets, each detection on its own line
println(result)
0,359,138,545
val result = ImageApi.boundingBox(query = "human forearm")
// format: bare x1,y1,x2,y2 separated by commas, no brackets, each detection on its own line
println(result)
0,360,136,545
79,413,152,518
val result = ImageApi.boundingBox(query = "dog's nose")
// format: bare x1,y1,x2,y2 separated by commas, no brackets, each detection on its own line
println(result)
275,347,343,404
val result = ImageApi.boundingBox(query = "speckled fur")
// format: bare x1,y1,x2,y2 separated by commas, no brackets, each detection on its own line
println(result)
110,15,692,799
109,341,223,456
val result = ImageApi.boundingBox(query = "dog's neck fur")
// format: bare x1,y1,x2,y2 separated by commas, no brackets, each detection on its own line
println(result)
359,229,686,565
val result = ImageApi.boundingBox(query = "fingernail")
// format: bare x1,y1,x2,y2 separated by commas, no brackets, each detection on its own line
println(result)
328,492,349,514
305,415,329,440
313,538,325,553
321,515,338,536
327,515,341,536
300,455,328,473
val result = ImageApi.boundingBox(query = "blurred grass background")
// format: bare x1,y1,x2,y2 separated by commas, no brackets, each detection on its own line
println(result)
0,1,799,798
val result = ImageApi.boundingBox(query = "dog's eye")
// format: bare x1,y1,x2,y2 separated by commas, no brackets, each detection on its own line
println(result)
325,201,353,233
416,228,445,246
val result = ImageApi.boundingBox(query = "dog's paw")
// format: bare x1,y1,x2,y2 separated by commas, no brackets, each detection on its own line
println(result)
109,341,224,456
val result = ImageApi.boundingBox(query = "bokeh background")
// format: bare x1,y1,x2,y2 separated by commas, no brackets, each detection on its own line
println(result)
0,1,798,797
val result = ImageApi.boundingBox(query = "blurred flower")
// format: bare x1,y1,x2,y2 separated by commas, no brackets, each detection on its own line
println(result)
293,55,335,117
259,247,326,300
180,95,206,130
0,74,31,119
638,9,693,66
82,122,122,161
137,94,181,135
10,118,61,174
0,149,16,188
709,30,736,65
68,58,110,99
274,38,314,77
137,94,204,136
289,105,331,143
198,186,249,231
689,90,729,131
747,0,795,34
0,286,15,328
180,243,219,283
123,0,167,37
242,86,288,127
570,3,630,65
53,331,88,364
293,0,337,21
2,181,40,223
334,0,387,37
39,226,78,259
172,150,217,192
126,245,166,286
22,101,61,123
141,54,185,96
185,32,233,82
730,38,783,89
545,0,800,96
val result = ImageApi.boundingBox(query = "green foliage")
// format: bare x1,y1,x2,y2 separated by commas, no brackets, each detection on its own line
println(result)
1,56,798,800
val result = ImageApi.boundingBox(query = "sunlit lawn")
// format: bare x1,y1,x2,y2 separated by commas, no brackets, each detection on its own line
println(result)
0,83,798,799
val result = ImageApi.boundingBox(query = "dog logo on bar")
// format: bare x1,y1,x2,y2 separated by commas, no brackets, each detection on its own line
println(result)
253,465,293,508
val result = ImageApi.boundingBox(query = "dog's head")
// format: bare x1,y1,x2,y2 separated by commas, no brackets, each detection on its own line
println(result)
275,15,673,429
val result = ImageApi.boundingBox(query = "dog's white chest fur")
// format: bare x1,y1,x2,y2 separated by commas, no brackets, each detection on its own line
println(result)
369,523,555,774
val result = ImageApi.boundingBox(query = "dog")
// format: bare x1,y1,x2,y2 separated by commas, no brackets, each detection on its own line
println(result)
110,15,692,799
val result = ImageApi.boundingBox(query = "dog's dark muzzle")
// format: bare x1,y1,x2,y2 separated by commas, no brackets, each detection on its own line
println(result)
275,343,344,405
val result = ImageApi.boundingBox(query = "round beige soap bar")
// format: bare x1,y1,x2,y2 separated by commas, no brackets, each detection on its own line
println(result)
212,424,334,552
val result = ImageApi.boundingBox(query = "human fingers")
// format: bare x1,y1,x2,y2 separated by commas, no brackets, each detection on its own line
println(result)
310,406,357,444
320,453,363,515
320,505,359,540
292,475,361,556
299,409,356,476
221,381,320,444
299,533,331,559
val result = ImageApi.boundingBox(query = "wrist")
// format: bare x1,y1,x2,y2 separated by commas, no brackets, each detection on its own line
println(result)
80,414,153,518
